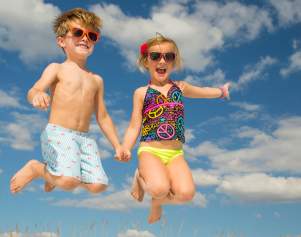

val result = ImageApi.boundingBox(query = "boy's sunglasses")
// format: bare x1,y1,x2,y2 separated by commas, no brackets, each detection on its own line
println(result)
70,27,100,42
148,52,176,62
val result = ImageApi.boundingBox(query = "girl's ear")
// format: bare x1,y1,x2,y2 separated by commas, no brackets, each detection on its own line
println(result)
56,36,65,48
143,58,149,69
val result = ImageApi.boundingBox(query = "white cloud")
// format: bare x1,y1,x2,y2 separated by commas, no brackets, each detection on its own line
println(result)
0,90,23,108
217,173,301,202
0,232,59,237
191,191,207,208
0,0,61,63
91,1,273,72
269,0,301,25
230,102,261,112
280,51,301,77
53,189,148,210
232,56,277,91
192,168,221,187
206,117,301,174
0,112,47,150
117,229,157,237
0,168,2,175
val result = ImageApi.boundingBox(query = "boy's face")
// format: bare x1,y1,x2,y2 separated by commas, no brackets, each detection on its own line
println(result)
145,42,176,83
57,21,99,59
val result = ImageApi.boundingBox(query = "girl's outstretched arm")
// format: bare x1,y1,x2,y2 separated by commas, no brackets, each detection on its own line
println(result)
122,87,145,160
178,81,230,99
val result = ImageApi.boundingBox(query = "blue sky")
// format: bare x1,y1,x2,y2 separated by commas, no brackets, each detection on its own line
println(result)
0,0,301,236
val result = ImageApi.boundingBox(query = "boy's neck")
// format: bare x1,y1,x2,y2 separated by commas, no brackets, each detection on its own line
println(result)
66,58,87,70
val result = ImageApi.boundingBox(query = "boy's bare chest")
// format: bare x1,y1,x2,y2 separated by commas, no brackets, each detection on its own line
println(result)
57,72,98,95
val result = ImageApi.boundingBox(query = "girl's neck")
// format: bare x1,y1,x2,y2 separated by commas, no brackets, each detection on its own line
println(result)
149,78,171,87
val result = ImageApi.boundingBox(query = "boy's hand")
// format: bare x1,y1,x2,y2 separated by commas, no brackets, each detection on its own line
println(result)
114,146,131,162
32,92,50,110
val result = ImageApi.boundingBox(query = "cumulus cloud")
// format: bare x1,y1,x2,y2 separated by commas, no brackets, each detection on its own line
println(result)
269,0,301,25
53,189,148,210
232,56,277,91
0,0,61,63
117,229,157,237
0,112,47,150
280,51,301,77
0,90,23,109
217,173,301,202
91,1,273,72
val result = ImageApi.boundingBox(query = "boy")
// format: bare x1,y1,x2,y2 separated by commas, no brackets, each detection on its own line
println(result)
10,8,124,194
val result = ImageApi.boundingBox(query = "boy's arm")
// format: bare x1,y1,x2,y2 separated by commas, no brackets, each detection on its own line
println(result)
28,63,59,110
94,76,121,153
122,88,144,152
178,81,230,99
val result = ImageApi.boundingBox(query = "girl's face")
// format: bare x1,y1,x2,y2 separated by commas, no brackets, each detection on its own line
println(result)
145,42,176,83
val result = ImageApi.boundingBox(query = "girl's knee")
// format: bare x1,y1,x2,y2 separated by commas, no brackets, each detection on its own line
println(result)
175,187,196,202
147,183,170,199
86,183,107,194
56,177,80,191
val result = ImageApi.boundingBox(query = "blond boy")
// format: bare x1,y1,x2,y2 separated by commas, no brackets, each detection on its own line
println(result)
10,8,124,194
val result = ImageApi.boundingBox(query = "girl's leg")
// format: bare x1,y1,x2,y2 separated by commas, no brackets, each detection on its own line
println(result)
149,155,195,223
138,151,171,223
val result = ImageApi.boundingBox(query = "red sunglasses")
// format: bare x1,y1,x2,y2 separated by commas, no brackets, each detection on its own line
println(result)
70,27,100,43
148,52,176,62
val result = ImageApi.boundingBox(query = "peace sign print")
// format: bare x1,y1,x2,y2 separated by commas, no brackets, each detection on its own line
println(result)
157,123,175,140
148,106,164,119
156,94,168,104
176,116,184,131
171,91,182,102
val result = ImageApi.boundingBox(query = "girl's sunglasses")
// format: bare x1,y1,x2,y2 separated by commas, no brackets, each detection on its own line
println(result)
148,52,176,62
70,27,100,43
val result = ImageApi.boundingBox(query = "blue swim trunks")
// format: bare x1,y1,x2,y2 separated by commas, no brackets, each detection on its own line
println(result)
40,123,108,185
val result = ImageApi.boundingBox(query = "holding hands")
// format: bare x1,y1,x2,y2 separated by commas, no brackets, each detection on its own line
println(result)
114,146,132,162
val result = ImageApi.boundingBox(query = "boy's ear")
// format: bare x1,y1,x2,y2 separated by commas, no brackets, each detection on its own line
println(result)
56,36,65,48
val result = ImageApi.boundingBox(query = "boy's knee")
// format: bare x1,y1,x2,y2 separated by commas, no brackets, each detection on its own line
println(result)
56,177,80,191
87,184,107,194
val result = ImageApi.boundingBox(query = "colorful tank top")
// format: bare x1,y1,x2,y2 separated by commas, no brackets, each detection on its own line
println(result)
140,80,185,143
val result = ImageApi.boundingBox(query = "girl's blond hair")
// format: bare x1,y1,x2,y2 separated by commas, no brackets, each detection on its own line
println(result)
137,33,182,71
53,8,102,37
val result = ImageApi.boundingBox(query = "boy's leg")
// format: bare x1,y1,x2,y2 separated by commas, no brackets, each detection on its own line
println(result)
80,183,107,193
10,160,81,193
10,160,45,194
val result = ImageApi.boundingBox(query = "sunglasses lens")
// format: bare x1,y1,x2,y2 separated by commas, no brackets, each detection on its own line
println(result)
72,28,84,37
149,52,161,61
88,32,98,42
165,53,176,62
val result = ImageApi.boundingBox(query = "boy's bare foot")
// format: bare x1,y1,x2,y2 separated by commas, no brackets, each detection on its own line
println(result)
148,199,162,224
130,169,144,202
44,181,55,192
10,160,43,194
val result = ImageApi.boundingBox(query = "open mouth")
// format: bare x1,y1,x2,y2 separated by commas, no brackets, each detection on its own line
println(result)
77,43,89,49
156,68,167,75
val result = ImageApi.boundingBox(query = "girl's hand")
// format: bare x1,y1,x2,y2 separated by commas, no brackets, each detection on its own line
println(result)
32,92,50,110
220,82,231,100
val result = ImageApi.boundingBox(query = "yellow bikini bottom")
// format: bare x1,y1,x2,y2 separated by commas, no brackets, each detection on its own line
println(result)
137,146,184,165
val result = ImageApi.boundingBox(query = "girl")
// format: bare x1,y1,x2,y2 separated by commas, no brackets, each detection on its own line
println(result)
123,33,230,224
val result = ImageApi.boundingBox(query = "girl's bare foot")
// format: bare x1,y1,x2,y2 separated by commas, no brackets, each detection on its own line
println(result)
10,160,43,194
148,199,162,224
44,181,55,192
130,169,144,202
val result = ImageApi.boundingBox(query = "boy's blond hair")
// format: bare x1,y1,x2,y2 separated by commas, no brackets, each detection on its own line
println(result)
137,33,182,71
53,8,102,37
